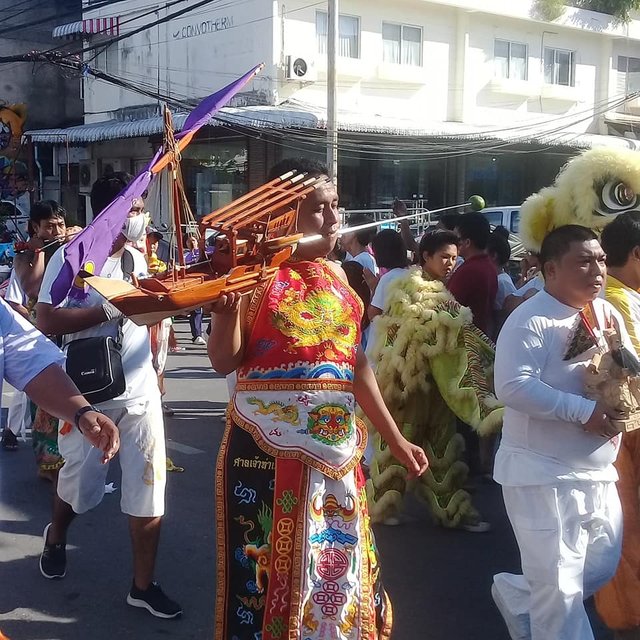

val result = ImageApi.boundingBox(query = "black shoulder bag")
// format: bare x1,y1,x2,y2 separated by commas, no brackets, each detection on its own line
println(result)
63,251,134,404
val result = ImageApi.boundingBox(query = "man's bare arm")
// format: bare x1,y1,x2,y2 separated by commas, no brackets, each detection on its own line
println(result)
36,302,108,336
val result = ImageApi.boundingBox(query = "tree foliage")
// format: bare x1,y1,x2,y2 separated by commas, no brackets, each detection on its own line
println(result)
534,0,640,22
574,0,640,21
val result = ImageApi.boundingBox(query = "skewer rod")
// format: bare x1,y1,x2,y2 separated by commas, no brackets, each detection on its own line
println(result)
298,200,476,244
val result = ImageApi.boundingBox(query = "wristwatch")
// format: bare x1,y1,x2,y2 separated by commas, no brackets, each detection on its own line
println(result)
74,405,103,432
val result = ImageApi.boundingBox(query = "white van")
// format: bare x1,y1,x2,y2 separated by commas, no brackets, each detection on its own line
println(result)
480,206,521,235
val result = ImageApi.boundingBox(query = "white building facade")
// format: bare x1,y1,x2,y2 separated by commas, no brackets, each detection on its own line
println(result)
29,0,640,222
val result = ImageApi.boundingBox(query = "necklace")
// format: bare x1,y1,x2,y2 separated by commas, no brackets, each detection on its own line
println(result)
103,257,121,279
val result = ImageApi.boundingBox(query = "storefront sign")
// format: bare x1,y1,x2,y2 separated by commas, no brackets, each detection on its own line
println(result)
172,16,234,40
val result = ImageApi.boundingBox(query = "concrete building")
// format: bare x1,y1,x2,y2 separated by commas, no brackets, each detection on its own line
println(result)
0,0,82,215
27,0,640,224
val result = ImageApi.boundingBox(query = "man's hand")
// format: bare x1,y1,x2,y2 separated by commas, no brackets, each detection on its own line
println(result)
211,292,242,315
78,411,120,463
26,235,45,252
388,436,429,479
583,401,623,439
392,199,408,218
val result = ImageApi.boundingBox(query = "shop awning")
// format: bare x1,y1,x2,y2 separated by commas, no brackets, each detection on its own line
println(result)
52,16,120,39
24,103,640,151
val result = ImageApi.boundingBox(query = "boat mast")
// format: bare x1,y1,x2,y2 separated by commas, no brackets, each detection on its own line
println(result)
163,106,186,275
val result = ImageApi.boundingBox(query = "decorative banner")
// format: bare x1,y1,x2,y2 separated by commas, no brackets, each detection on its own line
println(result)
0,104,28,200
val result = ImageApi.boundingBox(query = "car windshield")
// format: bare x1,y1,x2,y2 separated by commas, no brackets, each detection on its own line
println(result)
482,211,503,227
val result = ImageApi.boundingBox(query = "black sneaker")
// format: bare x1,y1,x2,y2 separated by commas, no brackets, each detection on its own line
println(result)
39,523,66,579
126,582,182,619
1,428,18,451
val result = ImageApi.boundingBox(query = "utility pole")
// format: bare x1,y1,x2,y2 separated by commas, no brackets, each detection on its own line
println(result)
327,0,338,182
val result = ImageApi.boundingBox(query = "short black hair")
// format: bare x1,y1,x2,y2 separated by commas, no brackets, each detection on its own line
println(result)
90,171,133,215
268,157,330,181
493,225,510,241
30,200,66,225
455,213,491,250
539,225,599,275
438,213,462,231
601,212,640,267
418,230,458,265
345,213,376,246
371,230,408,269
487,232,511,267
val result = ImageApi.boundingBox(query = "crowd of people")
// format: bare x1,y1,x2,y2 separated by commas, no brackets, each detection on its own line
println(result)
0,156,639,640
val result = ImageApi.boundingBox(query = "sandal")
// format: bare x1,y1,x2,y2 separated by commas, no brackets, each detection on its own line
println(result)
1,429,18,451
166,457,184,473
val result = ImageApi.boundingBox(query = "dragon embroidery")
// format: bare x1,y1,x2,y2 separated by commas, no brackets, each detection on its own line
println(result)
247,397,300,425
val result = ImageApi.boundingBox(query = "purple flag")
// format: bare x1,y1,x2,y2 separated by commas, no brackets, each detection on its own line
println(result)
176,63,263,142
49,150,161,306
47,64,264,306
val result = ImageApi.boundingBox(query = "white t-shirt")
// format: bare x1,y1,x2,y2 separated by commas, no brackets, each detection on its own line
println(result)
38,246,157,409
0,298,65,396
494,290,631,487
344,251,378,276
495,272,517,310
4,269,27,306
517,273,544,296
370,268,408,311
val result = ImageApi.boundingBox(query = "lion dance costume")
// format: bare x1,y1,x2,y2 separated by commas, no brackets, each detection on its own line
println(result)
520,147,640,632
364,268,502,529
216,259,391,639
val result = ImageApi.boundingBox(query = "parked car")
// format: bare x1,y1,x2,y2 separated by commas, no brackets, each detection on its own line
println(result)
480,205,521,235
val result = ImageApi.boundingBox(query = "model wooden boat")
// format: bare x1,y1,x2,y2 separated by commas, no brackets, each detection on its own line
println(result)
83,151,327,325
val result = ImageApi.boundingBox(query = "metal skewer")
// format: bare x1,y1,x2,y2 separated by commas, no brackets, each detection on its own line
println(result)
298,197,485,244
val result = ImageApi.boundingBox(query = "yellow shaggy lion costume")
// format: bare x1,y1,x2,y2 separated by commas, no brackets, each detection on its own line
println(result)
520,147,640,252
365,267,502,528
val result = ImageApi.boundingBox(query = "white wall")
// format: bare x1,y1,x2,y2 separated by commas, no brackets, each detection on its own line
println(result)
81,0,640,134
278,0,454,123
82,0,277,124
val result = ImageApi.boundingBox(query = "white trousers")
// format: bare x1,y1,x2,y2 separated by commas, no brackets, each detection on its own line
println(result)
57,394,166,518
6,390,30,438
493,482,622,640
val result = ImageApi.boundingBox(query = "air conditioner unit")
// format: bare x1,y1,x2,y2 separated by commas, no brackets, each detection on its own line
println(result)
286,54,317,82
78,160,99,194
100,158,129,176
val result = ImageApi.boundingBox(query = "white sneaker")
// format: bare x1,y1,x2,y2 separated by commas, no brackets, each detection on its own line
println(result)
193,336,206,345
491,582,530,640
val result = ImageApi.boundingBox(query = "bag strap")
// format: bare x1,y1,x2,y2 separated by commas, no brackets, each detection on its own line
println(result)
113,250,134,349
121,249,135,281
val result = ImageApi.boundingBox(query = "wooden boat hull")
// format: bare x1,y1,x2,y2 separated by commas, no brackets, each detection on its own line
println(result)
83,262,280,326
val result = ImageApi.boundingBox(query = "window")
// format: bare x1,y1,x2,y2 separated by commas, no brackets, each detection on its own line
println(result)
316,11,360,59
618,56,640,94
494,40,527,80
182,140,248,217
544,47,575,86
382,22,422,66
93,41,119,73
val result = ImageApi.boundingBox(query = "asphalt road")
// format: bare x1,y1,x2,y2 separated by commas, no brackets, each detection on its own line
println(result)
0,320,613,640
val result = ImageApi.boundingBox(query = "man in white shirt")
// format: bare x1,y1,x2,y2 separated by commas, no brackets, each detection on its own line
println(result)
1,269,30,448
492,225,629,640
341,213,378,276
35,173,181,619
0,297,118,456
